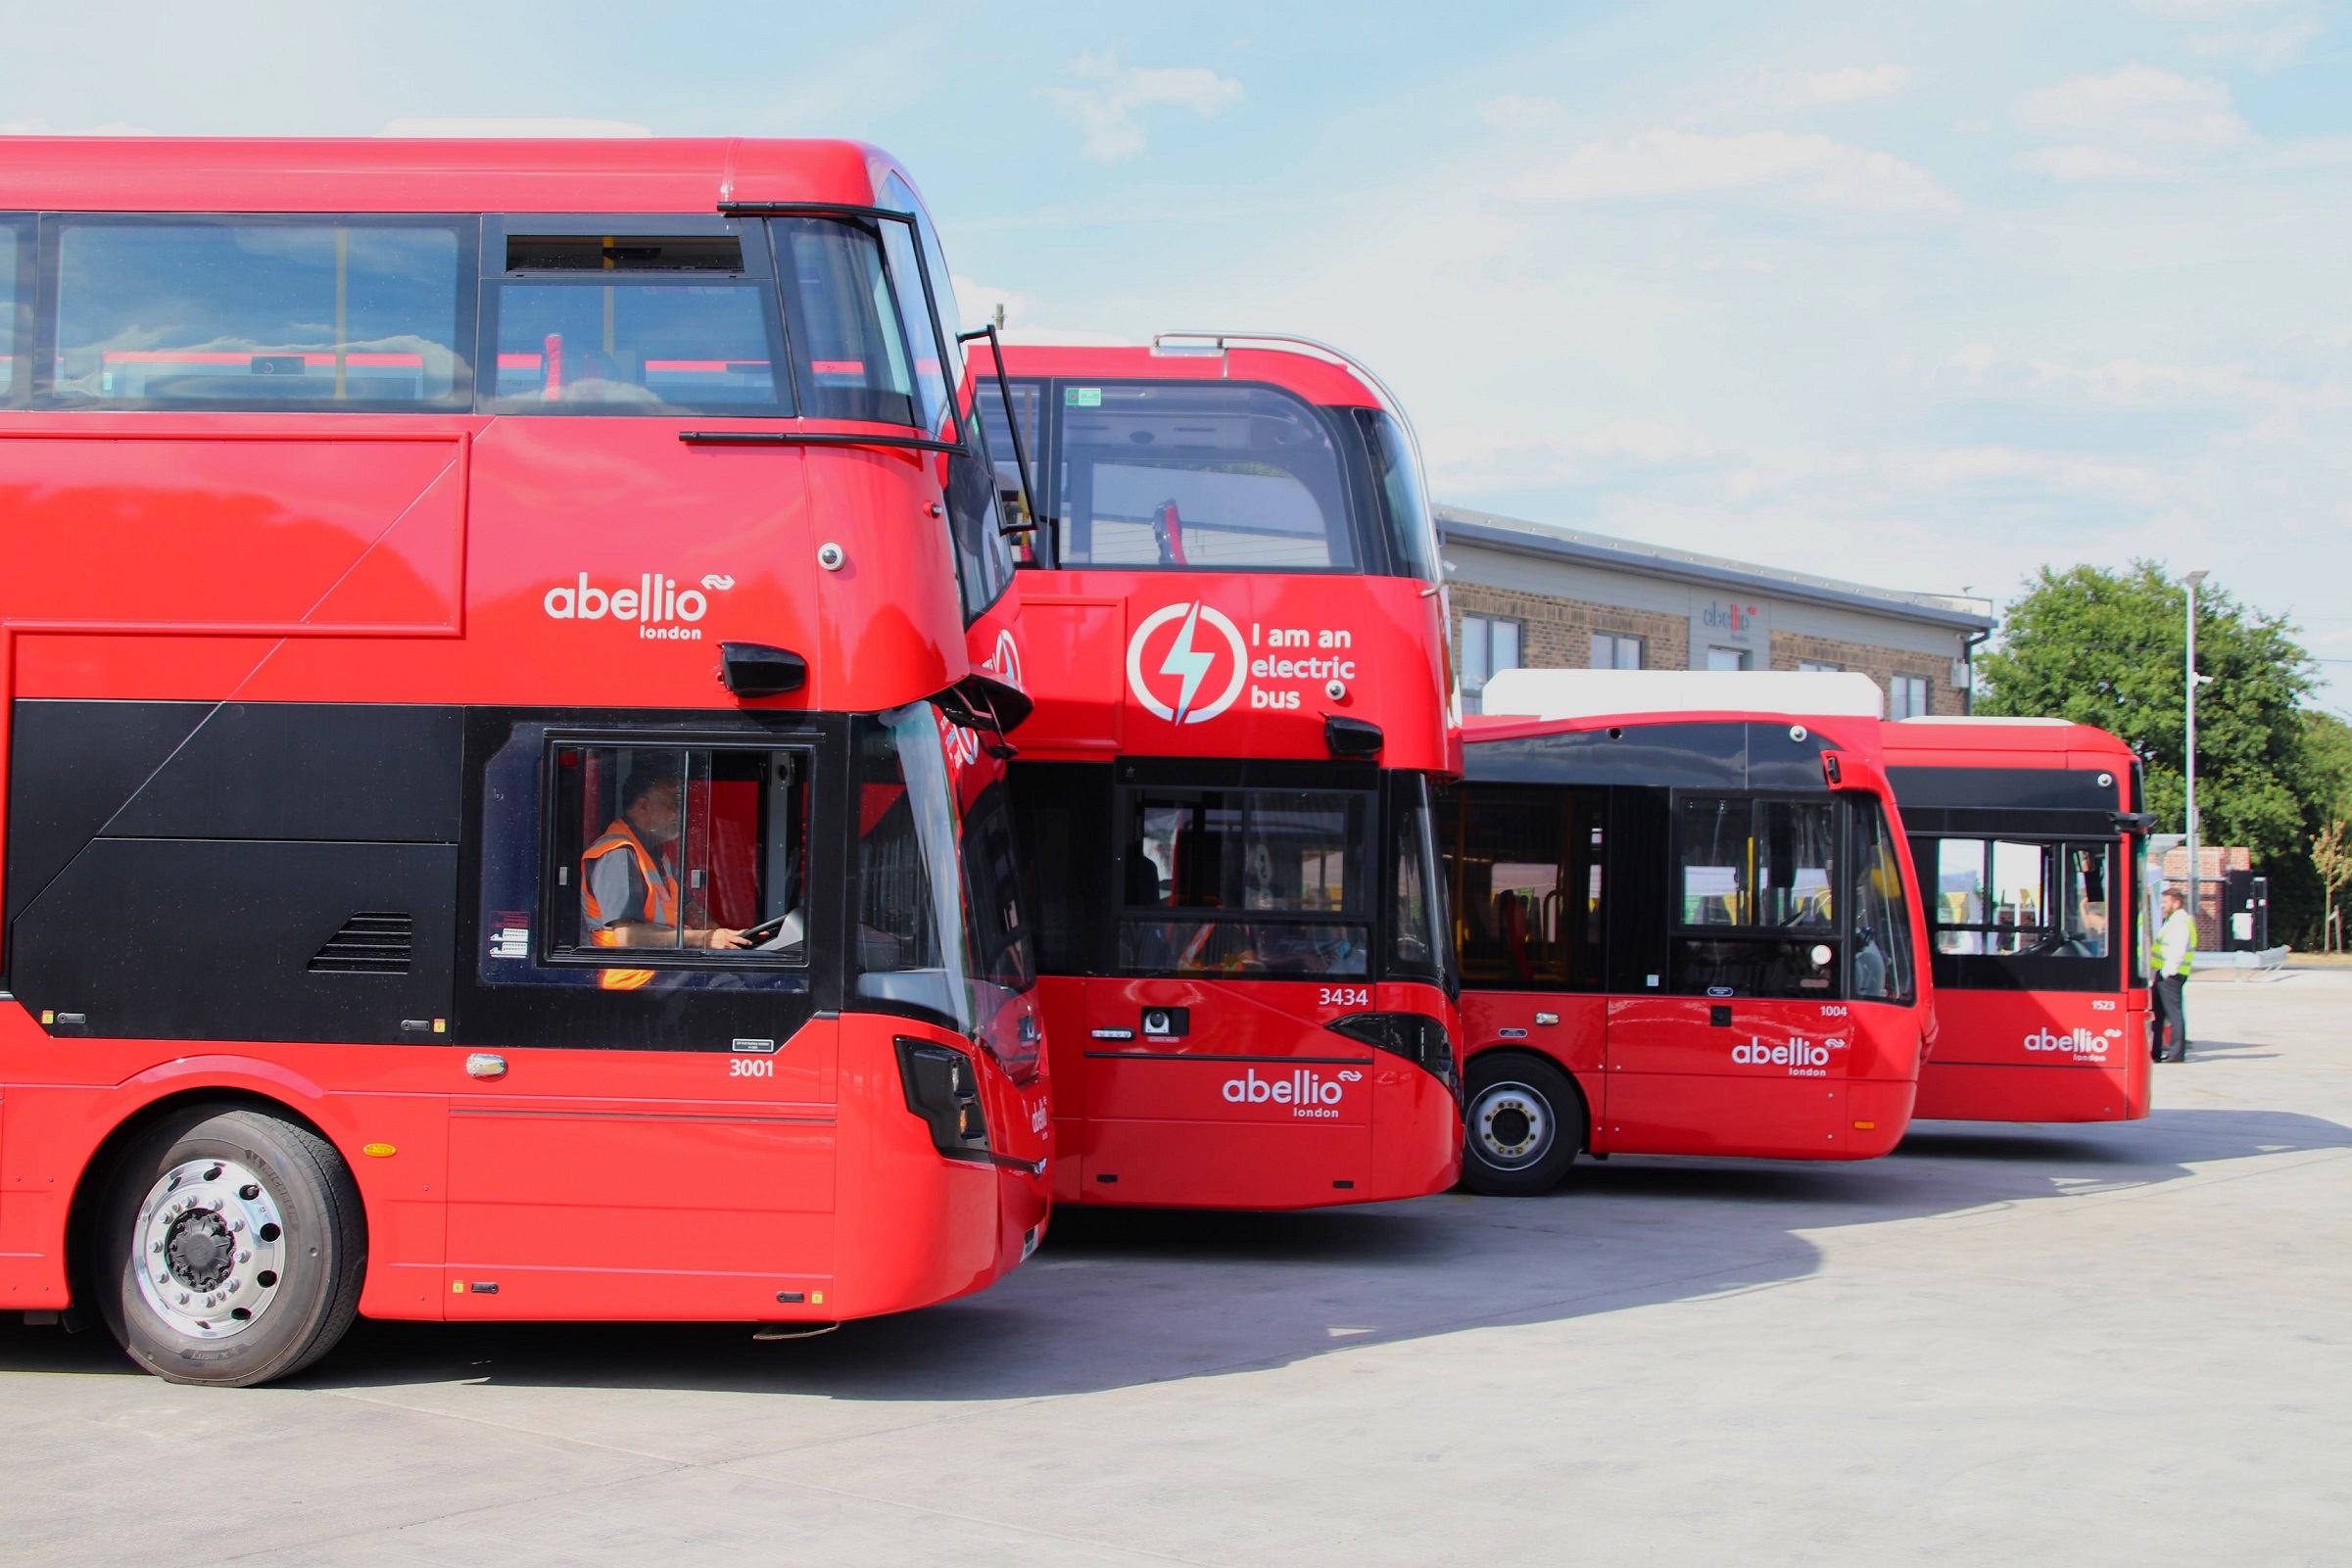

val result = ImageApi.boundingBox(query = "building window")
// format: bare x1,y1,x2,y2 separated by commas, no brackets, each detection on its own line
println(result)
1798,659,1841,673
1592,632,1644,670
1704,646,1750,672
1890,674,1930,718
1460,614,1522,714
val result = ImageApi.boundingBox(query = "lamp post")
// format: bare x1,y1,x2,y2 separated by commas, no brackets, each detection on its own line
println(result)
2184,569,2209,945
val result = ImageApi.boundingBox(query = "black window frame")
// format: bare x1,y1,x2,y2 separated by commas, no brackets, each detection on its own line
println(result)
34,211,480,413
534,730,823,977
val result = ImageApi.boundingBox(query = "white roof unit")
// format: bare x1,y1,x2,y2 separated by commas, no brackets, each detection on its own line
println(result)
1889,715,2070,727
1479,668,1887,722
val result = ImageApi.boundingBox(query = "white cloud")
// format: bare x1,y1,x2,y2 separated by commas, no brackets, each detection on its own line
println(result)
2186,19,2325,70
2133,0,2288,15
2015,64,2249,148
2016,143,2177,181
378,117,649,137
948,276,1128,345
1479,94,1567,135
1039,52,1242,164
1799,64,1914,106
1427,420,1723,490
1881,445,2167,501
1510,129,1957,214
0,117,156,135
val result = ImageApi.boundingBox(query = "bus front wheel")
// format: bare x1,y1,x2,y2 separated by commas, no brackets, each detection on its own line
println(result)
1461,1054,1584,1196
97,1104,366,1387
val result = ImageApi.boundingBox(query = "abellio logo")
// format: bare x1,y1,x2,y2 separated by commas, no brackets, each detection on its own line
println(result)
544,572,733,641
1223,1067,1347,1117
1733,1037,1833,1070
2024,1027,2111,1058
1128,601,1248,725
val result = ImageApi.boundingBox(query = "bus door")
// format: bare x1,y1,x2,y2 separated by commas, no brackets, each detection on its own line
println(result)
1450,783,1609,1108
1081,773,1377,1205
1604,791,1852,1158
446,730,838,1314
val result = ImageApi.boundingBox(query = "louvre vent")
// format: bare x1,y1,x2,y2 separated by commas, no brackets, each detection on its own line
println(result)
309,912,413,974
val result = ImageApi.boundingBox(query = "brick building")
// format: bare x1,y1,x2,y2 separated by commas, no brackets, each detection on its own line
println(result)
1437,504,1996,715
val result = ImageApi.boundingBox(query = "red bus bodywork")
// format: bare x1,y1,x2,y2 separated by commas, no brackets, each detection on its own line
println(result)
1448,693,1936,1185
0,138,1048,1364
978,341,1463,1209
1883,718,2153,1123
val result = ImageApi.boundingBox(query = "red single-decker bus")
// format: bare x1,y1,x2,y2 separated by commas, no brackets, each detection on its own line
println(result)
1445,671,1935,1192
1883,716,2153,1122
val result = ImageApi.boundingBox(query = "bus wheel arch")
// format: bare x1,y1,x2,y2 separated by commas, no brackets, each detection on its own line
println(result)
1459,1049,1587,1197
70,1091,368,1386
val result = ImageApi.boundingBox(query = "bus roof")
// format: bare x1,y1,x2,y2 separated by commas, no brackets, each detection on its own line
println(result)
1478,668,1887,724
1881,714,2136,764
977,342,1385,412
0,136,899,214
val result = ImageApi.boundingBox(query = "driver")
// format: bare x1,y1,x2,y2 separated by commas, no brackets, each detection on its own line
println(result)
582,768,748,983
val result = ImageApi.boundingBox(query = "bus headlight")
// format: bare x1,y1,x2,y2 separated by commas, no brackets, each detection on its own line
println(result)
895,1037,992,1160
1326,1013,1460,1101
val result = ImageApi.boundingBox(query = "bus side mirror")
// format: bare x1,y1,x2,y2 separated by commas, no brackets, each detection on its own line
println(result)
1325,715,1383,759
718,641,807,699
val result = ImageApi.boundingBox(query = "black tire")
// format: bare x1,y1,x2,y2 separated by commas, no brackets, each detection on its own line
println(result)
1460,1053,1584,1196
96,1104,365,1387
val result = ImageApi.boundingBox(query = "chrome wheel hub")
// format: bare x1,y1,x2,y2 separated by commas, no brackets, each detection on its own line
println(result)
1469,1081,1551,1167
134,1159,287,1340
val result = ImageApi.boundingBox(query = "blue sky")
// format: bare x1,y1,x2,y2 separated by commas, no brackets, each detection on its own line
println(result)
4,0,2348,708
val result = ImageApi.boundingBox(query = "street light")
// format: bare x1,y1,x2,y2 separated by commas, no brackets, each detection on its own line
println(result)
2184,569,2211,945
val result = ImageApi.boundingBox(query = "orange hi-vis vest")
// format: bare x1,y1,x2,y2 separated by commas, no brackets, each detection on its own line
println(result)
582,818,677,991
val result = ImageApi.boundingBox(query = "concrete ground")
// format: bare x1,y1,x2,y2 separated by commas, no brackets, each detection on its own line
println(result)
5,973,2346,1566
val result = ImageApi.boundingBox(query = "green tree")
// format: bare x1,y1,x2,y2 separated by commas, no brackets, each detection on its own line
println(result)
1977,561,2324,941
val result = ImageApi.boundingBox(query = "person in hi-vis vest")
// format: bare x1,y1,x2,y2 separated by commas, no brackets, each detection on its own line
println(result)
582,766,748,989
2152,886,2196,1063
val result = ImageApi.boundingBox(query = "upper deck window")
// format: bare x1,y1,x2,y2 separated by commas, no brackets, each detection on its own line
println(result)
487,280,786,413
50,218,467,409
773,216,926,428
1057,384,1356,571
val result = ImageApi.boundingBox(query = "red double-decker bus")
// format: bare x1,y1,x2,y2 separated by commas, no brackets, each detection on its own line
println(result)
0,137,1049,1384
973,334,1463,1209
1444,671,1934,1192
1882,717,2154,1122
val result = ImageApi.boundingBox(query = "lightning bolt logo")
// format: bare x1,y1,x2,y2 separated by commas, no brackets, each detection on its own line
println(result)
1127,600,1250,725
1160,601,1217,723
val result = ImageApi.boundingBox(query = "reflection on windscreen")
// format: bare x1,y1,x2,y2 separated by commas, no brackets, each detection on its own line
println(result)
1058,385,1354,569
1118,786,1368,976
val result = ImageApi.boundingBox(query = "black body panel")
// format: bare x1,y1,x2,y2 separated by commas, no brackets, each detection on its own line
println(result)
1466,722,1830,791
